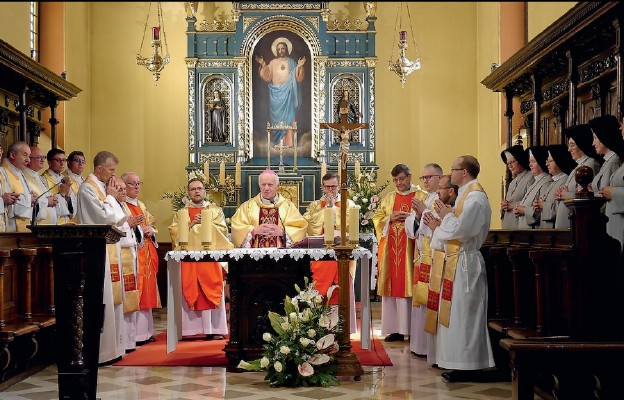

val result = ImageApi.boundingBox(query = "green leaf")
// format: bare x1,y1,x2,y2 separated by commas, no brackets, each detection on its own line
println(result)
268,311,285,335
284,296,295,314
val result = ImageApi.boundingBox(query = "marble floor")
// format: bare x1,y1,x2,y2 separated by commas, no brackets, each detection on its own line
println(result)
0,303,530,400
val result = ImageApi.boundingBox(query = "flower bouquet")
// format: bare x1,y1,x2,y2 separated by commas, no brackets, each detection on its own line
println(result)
347,167,390,233
237,277,341,387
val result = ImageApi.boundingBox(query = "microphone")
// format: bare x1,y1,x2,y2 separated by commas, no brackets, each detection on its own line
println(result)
30,176,71,226
270,197,289,248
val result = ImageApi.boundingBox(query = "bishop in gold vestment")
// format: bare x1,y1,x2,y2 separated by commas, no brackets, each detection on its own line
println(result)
231,170,307,248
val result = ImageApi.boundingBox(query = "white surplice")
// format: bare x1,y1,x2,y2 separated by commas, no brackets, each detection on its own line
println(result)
76,174,128,363
405,191,438,357
430,179,495,370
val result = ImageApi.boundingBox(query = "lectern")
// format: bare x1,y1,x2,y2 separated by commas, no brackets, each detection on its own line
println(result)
28,225,124,400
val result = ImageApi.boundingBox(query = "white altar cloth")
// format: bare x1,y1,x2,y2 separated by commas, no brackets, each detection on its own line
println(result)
166,247,374,354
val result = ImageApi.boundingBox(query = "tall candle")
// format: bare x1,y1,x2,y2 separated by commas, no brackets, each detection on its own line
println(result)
235,162,241,186
201,208,212,243
349,206,359,243
204,160,210,180
219,161,226,186
323,207,334,243
321,161,327,178
177,209,189,244
152,26,160,41
355,161,361,179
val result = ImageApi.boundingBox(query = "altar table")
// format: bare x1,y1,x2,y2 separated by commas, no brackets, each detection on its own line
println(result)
166,247,374,367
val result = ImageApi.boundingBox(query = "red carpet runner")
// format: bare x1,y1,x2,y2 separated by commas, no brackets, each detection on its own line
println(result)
115,332,392,367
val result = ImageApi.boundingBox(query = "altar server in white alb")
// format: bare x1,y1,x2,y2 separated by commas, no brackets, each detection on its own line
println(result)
423,155,494,383
76,151,128,365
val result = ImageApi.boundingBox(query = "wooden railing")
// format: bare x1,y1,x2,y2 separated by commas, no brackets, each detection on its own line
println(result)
482,196,624,399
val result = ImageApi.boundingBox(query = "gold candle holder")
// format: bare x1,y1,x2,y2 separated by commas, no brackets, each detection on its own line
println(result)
324,240,334,249
202,241,212,251
179,242,188,251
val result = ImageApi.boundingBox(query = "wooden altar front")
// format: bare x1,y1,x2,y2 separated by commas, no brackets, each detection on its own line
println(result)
166,247,373,370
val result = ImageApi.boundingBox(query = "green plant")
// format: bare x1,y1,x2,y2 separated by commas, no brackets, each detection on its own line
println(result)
237,277,341,387
347,167,390,233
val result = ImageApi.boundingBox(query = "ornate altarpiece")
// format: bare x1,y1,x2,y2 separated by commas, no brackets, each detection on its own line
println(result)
185,1,378,215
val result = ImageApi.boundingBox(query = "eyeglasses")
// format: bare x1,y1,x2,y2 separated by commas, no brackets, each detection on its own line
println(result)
30,156,46,160
127,182,143,188
51,158,67,163
189,187,205,191
419,175,440,182
70,159,86,164
322,185,338,189
392,175,409,183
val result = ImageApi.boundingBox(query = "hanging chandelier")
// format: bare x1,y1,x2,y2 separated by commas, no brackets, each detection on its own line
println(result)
388,2,421,88
136,2,170,83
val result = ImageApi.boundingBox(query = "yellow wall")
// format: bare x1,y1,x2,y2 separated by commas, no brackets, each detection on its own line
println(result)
0,1,577,238
0,2,30,55
527,2,577,41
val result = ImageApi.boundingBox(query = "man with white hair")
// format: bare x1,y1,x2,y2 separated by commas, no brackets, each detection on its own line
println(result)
122,172,161,344
231,169,307,248
0,141,34,231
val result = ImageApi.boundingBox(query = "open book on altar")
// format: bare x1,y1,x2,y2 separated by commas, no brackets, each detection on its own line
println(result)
290,235,342,249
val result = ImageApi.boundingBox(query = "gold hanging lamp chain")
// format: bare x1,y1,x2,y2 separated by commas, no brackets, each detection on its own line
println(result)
406,3,420,58
157,2,169,56
389,1,401,62
138,2,153,56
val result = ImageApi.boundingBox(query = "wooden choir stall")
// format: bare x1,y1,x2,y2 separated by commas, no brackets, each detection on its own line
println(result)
481,3,624,399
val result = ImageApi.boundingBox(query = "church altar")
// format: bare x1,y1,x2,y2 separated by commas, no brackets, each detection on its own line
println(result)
165,247,374,367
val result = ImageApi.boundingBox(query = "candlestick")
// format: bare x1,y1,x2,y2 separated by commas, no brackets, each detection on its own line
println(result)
399,30,407,43
177,209,189,245
204,160,210,180
349,206,360,245
219,161,226,186
200,208,212,245
323,207,334,246
355,161,361,179
235,162,241,187
501,175,505,199
321,161,327,178
152,26,160,41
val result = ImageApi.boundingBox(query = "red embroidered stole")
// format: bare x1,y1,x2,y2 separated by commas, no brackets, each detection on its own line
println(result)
385,192,415,297
126,202,161,309
252,206,284,248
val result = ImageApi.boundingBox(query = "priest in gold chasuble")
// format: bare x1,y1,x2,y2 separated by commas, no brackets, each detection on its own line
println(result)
168,178,233,339
373,164,427,342
231,169,307,248
303,172,357,333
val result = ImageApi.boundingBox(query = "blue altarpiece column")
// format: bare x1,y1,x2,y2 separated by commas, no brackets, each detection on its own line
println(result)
185,1,378,216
